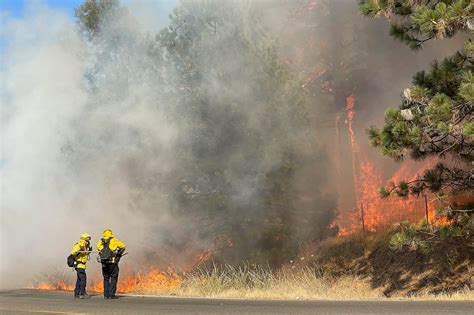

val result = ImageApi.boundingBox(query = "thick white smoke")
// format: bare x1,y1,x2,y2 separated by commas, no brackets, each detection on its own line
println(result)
1,4,89,287
1,0,310,288
1,0,463,290
0,3,178,288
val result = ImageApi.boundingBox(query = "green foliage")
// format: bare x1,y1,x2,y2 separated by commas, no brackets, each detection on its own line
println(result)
426,94,452,122
464,122,474,137
389,23,423,50
358,1,382,16
389,221,429,253
438,224,463,239
360,0,473,49
423,166,443,191
365,48,473,195
389,213,473,253
378,187,391,198
410,85,430,101
367,126,382,147
411,3,446,34
408,126,421,142
459,70,474,102
361,0,473,199
396,181,409,197
384,108,401,123
359,0,414,17
75,0,119,35
412,53,466,97
389,204,474,254
464,40,474,56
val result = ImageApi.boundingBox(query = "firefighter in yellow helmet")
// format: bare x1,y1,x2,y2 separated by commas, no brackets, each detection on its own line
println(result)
97,229,126,299
71,233,92,299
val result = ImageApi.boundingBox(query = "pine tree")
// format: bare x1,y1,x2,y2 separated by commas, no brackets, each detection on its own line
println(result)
359,0,473,50
73,0,336,267
360,0,473,198
156,1,334,265
75,0,119,36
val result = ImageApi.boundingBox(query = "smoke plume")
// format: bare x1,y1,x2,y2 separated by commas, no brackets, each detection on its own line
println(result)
0,0,463,288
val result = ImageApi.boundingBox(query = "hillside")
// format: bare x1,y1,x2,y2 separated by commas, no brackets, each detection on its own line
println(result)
298,227,473,297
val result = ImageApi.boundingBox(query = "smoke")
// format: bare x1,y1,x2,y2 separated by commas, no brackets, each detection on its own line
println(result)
270,0,465,215
0,0,319,288
1,4,91,287
1,0,213,285
0,0,463,289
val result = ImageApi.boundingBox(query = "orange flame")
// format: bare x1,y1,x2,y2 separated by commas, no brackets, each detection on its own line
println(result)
36,267,182,294
115,267,182,294
333,95,455,235
34,248,214,294
35,280,74,291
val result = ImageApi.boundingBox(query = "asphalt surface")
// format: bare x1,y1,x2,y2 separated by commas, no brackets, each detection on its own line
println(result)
0,290,472,315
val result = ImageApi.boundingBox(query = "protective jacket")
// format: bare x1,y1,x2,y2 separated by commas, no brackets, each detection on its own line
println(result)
97,229,126,263
71,239,90,269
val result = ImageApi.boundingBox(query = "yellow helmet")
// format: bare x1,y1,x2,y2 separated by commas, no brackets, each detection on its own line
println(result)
80,233,91,240
102,229,113,238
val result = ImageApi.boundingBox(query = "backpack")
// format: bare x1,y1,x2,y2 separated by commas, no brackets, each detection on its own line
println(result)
67,254,76,268
98,238,115,263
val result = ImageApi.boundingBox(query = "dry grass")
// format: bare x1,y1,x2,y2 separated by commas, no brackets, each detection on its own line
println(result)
34,264,472,300
138,264,472,301
34,228,472,300
303,229,473,298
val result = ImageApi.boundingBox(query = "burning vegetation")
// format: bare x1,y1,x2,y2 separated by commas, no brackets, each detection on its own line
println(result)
331,95,461,236
35,267,181,294
2,0,472,299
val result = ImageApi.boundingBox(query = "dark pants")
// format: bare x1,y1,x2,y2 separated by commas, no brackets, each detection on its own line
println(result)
74,268,87,296
102,263,119,297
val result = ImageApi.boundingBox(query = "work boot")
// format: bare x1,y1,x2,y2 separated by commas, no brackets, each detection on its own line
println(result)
78,294,91,299
109,295,118,299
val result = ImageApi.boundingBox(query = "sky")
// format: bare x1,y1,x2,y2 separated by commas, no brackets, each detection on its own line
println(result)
0,0,178,17
0,0,177,56
0,0,83,17
0,0,81,53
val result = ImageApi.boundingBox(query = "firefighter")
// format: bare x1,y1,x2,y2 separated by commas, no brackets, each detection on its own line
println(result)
71,233,92,299
97,229,126,299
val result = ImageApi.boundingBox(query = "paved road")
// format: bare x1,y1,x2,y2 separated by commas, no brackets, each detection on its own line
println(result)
0,290,472,314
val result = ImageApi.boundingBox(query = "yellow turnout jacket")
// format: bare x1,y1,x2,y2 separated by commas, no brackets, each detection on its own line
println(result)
71,239,90,269
97,230,126,263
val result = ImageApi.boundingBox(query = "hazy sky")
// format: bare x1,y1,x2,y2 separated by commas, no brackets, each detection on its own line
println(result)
1,0,83,17
1,0,178,16
0,0,177,56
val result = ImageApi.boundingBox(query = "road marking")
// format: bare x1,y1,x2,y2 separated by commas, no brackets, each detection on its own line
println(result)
0,307,89,314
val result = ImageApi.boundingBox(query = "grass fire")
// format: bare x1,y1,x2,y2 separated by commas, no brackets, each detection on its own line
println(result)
0,0,472,310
